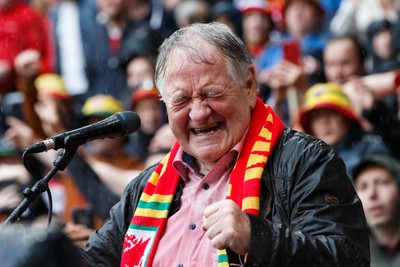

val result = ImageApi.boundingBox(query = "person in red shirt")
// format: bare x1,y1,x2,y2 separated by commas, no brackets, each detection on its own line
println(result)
0,0,51,95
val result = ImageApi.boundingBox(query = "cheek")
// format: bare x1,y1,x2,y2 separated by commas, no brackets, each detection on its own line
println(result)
309,120,323,135
167,109,188,131
382,187,399,207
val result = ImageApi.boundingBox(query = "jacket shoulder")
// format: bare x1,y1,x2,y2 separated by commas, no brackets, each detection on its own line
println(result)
269,127,342,176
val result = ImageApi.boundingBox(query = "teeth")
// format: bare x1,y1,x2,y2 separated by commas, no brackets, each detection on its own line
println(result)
193,123,220,134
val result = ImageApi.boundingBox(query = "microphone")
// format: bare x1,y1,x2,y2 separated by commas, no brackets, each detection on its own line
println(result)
25,111,141,153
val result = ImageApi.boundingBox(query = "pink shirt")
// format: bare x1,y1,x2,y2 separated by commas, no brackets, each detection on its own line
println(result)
152,139,245,267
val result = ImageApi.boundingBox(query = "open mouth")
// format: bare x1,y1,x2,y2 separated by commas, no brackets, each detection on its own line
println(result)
191,122,222,135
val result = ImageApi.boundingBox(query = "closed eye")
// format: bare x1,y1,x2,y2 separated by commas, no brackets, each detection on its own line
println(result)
170,95,191,108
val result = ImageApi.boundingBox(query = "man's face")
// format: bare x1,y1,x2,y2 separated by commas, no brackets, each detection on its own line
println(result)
372,30,395,59
135,98,162,134
309,109,349,146
161,46,257,169
285,2,318,36
242,12,271,46
126,57,154,89
324,39,364,85
355,166,399,229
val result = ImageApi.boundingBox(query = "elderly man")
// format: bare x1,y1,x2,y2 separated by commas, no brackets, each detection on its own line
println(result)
80,22,369,266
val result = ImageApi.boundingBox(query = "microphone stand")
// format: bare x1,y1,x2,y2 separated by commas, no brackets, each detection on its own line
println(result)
2,134,85,226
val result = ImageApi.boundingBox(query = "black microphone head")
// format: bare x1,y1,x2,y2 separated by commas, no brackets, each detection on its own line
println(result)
115,111,141,136
24,111,142,153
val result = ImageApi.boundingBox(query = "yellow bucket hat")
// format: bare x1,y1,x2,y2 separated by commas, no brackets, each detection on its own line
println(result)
81,94,124,117
299,82,357,133
34,74,70,100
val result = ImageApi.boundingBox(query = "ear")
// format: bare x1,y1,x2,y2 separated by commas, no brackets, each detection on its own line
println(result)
245,64,258,109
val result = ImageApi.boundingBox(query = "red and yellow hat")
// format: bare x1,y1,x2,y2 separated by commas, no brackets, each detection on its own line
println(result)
34,74,70,100
82,94,124,117
299,82,357,133
237,0,271,16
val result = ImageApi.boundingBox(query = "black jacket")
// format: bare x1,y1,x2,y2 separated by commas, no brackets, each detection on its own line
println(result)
80,127,370,266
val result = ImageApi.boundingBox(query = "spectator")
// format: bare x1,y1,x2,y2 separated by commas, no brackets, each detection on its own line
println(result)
118,24,157,91
260,0,327,81
0,0,53,138
85,0,133,102
257,0,328,126
330,0,400,46
5,73,89,221
66,94,144,220
323,35,374,131
33,73,74,135
238,0,276,71
366,19,400,74
299,82,391,178
125,83,165,162
125,56,155,91
0,0,52,96
5,73,73,150
353,154,400,267
323,35,366,85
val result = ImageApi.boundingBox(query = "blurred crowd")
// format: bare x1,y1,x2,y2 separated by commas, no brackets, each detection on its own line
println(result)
1,0,400,265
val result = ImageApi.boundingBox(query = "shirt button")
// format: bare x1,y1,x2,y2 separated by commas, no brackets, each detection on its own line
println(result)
202,183,210,190
189,223,196,230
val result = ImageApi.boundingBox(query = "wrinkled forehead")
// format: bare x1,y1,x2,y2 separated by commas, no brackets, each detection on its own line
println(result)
166,38,221,65
165,49,225,91
167,45,221,68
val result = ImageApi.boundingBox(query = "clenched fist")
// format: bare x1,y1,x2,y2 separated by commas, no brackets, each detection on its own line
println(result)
203,199,251,256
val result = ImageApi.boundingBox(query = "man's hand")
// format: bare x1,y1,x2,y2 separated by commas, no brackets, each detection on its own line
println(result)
34,99,67,136
203,199,251,256
63,222,93,247
5,116,40,149
14,49,41,79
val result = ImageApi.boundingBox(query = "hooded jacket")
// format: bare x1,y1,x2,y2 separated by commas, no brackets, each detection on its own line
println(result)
80,127,370,266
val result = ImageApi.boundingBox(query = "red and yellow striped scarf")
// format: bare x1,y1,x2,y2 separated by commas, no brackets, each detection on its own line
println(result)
121,98,284,267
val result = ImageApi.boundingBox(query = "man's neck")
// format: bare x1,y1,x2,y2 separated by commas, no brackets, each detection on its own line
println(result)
193,157,214,175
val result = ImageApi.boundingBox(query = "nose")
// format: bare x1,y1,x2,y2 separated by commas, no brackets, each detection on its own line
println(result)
189,99,211,123
365,184,378,200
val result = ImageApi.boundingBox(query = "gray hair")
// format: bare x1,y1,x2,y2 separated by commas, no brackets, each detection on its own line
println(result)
155,22,253,95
